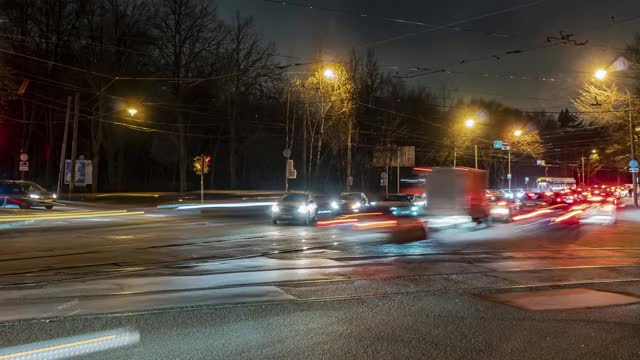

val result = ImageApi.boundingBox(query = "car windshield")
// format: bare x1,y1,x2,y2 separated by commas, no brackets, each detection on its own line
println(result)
340,194,360,201
384,194,411,202
281,193,307,202
20,182,45,193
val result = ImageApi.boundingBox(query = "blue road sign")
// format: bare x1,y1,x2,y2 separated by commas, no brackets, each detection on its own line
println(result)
493,140,502,149
630,159,639,168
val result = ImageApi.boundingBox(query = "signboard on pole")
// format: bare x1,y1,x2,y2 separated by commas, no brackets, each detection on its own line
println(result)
493,140,502,149
629,159,639,168
19,153,29,162
372,146,415,167
19,162,29,172
501,142,510,151
286,159,297,179
630,168,639,173
64,159,93,185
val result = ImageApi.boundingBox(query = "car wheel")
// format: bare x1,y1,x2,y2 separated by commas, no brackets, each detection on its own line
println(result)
45,205,53,210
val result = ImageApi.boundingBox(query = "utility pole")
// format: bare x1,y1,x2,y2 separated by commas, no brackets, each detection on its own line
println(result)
284,88,290,192
68,93,80,198
396,146,400,193
453,149,457,167
56,96,72,196
474,145,478,169
627,89,638,207
200,154,205,203
581,153,585,187
508,148,512,191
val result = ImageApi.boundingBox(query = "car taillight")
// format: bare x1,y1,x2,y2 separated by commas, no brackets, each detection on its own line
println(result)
606,197,614,202
497,201,507,206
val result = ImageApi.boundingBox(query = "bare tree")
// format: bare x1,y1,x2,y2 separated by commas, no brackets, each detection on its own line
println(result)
151,0,226,192
221,12,280,188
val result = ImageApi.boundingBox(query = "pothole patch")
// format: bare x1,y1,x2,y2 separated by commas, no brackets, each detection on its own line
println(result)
483,288,640,310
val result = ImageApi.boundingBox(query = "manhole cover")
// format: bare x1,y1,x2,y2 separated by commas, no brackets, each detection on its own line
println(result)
484,288,640,310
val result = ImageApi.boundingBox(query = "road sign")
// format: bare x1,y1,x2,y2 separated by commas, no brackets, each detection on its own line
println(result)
507,173,512,180
630,160,639,168
380,171,388,179
282,148,291,158
501,144,510,151
19,153,28,162
286,159,296,178
19,161,28,171
493,140,502,149
630,167,639,173
65,159,93,185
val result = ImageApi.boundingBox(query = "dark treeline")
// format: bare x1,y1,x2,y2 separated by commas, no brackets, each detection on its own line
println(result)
0,0,585,193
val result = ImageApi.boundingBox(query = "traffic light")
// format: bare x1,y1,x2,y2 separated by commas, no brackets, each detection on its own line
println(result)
193,155,212,175
204,155,212,171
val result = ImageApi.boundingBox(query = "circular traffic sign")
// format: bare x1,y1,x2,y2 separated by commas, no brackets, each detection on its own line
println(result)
19,153,28,161
630,159,639,168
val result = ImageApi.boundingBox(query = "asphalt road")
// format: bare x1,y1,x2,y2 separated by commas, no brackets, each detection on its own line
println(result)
1,202,640,358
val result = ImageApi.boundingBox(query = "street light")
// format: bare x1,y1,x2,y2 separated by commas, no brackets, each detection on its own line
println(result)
323,68,335,79
465,118,475,128
594,68,637,207
514,129,523,137
592,149,598,154
127,108,138,117
594,69,607,80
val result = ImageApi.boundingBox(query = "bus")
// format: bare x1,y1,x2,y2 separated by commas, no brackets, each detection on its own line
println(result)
536,177,576,191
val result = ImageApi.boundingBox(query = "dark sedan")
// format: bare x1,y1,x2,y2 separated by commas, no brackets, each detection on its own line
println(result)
0,180,56,209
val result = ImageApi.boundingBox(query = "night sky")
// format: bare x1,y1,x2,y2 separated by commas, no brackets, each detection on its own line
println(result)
216,0,640,111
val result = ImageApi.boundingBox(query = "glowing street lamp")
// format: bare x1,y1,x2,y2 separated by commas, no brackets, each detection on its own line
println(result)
323,68,335,79
594,68,607,80
592,149,598,154
127,108,138,117
513,129,523,137
464,118,475,128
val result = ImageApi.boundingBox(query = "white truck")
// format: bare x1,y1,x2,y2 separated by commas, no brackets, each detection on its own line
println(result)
424,167,491,228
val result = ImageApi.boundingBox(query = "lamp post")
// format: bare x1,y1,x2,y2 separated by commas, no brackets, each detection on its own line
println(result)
594,68,638,207
509,129,523,191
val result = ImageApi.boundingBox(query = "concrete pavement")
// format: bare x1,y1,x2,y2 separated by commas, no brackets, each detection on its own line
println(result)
2,205,640,358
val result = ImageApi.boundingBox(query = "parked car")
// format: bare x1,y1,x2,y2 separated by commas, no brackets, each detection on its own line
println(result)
271,192,318,225
0,180,56,209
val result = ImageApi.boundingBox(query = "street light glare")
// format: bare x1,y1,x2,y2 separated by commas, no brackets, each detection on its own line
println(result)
514,129,523,137
323,68,335,79
592,149,598,154
127,108,138,117
464,118,475,128
594,69,607,80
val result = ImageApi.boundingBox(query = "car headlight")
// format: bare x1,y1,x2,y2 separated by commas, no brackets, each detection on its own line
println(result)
330,201,339,209
411,206,418,211
351,202,361,209
29,193,41,199
52,193,57,199
298,204,308,213
271,205,280,212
